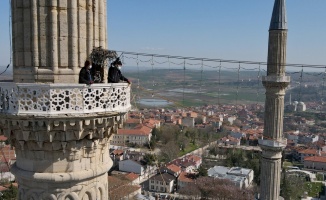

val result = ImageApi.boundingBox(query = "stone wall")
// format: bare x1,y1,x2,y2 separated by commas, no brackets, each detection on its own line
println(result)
0,113,125,199
12,0,108,83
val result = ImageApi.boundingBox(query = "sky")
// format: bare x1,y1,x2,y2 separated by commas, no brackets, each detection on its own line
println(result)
0,0,325,72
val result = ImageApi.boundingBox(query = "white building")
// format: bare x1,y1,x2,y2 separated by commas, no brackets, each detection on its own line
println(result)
149,173,175,193
119,159,145,175
207,166,254,189
181,117,195,128
111,125,152,146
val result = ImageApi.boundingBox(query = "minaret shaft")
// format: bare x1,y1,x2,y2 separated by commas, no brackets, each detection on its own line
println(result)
267,31,288,76
12,0,108,83
259,0,290,200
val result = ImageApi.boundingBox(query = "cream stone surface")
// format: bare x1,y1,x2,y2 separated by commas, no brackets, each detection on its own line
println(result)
259,1,289,199
0,114,125,200
2,1,130,199
11,0,108,83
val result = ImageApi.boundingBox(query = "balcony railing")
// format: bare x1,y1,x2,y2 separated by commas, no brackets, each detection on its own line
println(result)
0,83,131,115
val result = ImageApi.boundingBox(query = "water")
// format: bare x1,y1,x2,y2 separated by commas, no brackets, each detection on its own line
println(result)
138,98,173,106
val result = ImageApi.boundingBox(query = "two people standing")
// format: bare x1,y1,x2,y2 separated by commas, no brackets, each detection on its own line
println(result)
79,58,131,85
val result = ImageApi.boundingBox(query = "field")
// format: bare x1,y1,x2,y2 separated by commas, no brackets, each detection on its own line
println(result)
124,69,266,108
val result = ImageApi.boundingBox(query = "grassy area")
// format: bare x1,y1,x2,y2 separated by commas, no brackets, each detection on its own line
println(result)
283,161,293,168
304,182,323,197
179,143,198,156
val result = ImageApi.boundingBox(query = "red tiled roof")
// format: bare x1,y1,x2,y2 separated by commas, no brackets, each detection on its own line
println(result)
178,172,195,183
184,155,201,163
125,172,139,181
0,145,16,163
304,156,326,163
125,118,141,124
166,164,181,173
112,149,124,155
0,135,7,141
0,186,7,192
118,128,150,136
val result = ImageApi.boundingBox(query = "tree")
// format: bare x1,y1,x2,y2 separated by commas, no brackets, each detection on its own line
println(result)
160,141,179,162
143,153,156,166
197,165,208,177
2,185,18,200
280,172,305,200
179,177,254,200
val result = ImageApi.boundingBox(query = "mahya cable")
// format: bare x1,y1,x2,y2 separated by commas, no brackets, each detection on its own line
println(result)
115,50,326,69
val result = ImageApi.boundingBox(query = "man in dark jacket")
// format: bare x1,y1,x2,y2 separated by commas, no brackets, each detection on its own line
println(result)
79,60,94,84
108,58,131,84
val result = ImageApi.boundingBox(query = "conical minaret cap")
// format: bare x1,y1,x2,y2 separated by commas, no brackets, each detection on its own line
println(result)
269,0,287,30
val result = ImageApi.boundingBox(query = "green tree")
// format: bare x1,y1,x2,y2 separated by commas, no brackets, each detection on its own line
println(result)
1,185,18,200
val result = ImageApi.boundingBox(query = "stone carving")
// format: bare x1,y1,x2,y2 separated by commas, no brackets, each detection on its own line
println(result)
0,83,130,115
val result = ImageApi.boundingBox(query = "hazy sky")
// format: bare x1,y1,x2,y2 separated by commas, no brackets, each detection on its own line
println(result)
0,0,325,71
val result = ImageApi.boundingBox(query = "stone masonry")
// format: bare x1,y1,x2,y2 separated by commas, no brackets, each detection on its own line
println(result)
12,0,107,83
0,113,125,199
0,0,132,199
259,0,290,199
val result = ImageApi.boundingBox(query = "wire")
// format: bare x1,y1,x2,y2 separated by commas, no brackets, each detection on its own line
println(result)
114,50,326,69
0,0,13,77
0,65,10,76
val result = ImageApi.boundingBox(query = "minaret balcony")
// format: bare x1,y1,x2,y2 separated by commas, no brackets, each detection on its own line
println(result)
0,83,131,115
262,75,290,83
258,138,287,149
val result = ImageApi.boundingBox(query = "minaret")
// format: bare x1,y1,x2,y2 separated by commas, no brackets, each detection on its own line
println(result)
0,1,130,199
259,0,290,200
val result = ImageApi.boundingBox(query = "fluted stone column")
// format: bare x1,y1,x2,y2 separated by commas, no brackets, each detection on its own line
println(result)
11,0,108,83
4,1,128,200
259,0,290,199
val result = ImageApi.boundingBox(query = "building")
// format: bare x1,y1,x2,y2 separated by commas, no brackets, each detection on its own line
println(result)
207,166,254,189
108,175,141,200
160,164,182,177
119,159,146,175
177,172,196,190
169,155,202,173
149,173,175,193
298,149,326,163
218,135,241,146
0,0,131,199
111,125,152,146
304,156,326,171
181,117,195,128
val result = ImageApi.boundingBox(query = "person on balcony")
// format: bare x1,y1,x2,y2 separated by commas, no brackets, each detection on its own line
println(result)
79,60,94,85
108,58,131,85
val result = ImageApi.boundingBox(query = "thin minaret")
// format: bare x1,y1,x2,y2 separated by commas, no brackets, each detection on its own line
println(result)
259,0,290,200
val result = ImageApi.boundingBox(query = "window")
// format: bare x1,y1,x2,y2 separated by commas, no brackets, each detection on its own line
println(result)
151,180,154,183
151,185,154,190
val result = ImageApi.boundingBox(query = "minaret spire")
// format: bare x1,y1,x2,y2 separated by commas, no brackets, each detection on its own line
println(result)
270,0,287,30
259,0,290,199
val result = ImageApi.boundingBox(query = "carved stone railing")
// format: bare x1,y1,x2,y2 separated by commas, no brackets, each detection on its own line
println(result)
0,83,131,115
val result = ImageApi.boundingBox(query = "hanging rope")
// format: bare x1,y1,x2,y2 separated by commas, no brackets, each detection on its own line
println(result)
218,61,222,105
199,59,204,94
151,55,154,98
236,63,241,110
0,0,12,76
256,63,261,104
115,50,326,69
298,66,304,102
322,67,326,103
183,59,186,106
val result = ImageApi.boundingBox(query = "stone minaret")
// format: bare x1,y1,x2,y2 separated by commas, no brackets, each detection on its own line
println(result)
12,0,107,83
259,0,290,199
0,1,131,199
